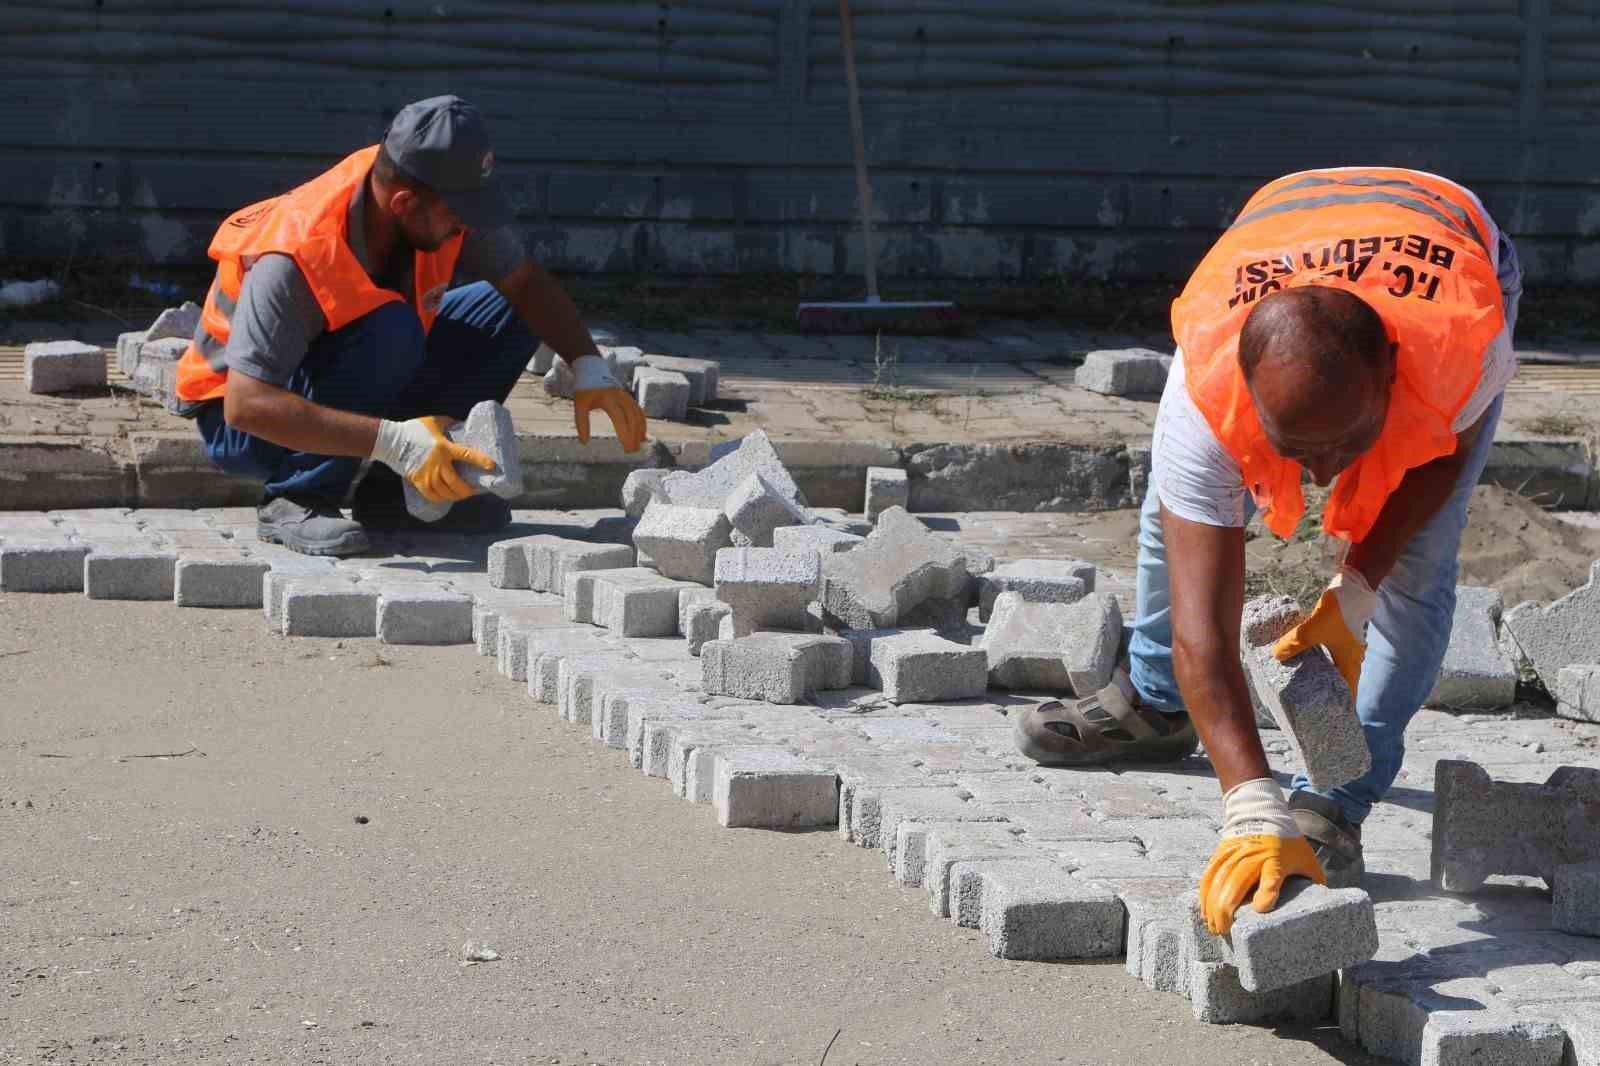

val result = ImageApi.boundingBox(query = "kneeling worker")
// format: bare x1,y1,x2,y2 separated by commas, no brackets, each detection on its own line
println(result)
174,95,644,555
1016,168,1520,932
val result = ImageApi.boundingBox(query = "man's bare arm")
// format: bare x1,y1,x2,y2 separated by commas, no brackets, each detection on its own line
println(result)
1161,504,1270,791
493,258,601,367
1345,408,1490,588
223,370,380,457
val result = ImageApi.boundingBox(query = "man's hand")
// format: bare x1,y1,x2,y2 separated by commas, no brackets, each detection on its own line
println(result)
572,355,646,452
370,416,495,504
1199,778,1327,935
1273,565,1375,699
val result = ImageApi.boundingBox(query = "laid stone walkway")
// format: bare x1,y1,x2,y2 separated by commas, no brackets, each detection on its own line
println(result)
2,504,1595,1065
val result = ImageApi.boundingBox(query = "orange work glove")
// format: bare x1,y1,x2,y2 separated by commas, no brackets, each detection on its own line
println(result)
370,415,496,504
571,354,646,453
1199,779,1327,936
1273,565,1376,701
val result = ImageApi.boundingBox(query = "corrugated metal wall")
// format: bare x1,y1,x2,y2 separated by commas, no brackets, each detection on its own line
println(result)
2,1,1597,283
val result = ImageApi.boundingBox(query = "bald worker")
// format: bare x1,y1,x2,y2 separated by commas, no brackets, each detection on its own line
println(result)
1015,168,1521,933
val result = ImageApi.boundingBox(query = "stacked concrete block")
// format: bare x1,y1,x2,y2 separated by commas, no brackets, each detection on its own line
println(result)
700,633,852,704
1430,760,1600,893
724,473,808,548
864,466,909,522
1426,587,1517,710
659,430,807,513
566,567,697,637
174,553,271,608
633,366,692,421
84,544,178,600
0,538,90,592
1503,561,1600,695
116,330,148,377
632,503,730,585
1555,664,1600,723
129,337,187,410
1074,347,1173,396
711,748,838,828
820,507,974,630
377,586,473,644
713,547,820,637
772,525,863,555
1553,860,1600,936
1205,880,1380,992
24,340,106,394
621,468,670,519
950,859,1126,960
281,578,379,637
854,629,988,703
1188,961,1332,1025
641,354,718,406
976,558,1095,622
982,591,1122,695
922,823,1032,918
1240,597,1370,791
402,401,524,522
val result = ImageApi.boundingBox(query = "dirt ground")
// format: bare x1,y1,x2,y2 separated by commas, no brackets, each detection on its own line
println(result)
0,594,1381,1066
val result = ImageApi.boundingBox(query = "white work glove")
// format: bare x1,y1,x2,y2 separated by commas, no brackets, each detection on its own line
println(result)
571,354,646,452
370,416,494,504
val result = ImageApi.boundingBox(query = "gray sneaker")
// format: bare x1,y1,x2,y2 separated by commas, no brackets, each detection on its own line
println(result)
1289,790,1365,889
256,495,369,557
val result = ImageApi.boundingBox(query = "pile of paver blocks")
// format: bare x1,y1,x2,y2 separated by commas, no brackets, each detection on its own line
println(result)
115,301,202,411
538,344,719,424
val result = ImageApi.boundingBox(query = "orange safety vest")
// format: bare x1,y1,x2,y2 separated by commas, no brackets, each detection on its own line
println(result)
175,145,464,404
1171,167,1505,544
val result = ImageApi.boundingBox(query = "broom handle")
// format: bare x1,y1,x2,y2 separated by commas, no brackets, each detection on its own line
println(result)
839,0,880,302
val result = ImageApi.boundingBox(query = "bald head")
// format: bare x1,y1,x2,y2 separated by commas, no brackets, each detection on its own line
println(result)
1238,287,1397,487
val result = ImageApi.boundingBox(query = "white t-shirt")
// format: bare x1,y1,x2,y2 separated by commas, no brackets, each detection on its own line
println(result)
1152,224,1521,529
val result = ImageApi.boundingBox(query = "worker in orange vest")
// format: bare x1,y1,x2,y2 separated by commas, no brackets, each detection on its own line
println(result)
174,96,644,556
1015,168,1521,932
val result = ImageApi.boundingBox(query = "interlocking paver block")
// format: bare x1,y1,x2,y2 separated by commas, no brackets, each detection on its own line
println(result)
1430,760,1600,893
1074,347,1172,396
700,633,852,704
858,629,988,703
262,560,342,624
281,578,378,637
377,586,473,645
714,546,820,637
685,600,731,656
1553,860,1600,936
1219,880,1379,993
970,859,1125,960
632,365,691,420
144,301,201,342
174,553,271,608
567,567,698,636
24,340,106,394
557,653,635,725
116,330,148,377
632,502,730,584
84,545,177,600
499,607,586,680
1426,586,1517,710
1554,664,1600,724
921,823,1031,918
0,538,90,592
402,400,524,521
524,628,611,703
660,429,807,511
591,670,676,749
820,507,974,630
1189,960,1332,1025
976,558,1095,621
1503,560,1600,694
877,788,1009,869
527,537,635,595
982,591,1122,694
864,466,909,522
621,468,670,518
642,353,719,405
772,524,863,555
712,747,838,829
724,472,808,548
487,537,535,589
1418,1011,1567,1066
1240,596,1370,791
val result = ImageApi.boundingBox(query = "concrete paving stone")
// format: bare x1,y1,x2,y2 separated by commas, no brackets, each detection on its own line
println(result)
495,605,577,680
565,567,696,636
1514,1004,1600,1066
901,744,1021,775
116,329,148,376
1430,760,1600,893
641,353,719,405
990,801,1134,843
660,429,808,512
599,345,646,387
143,301,201,343
665,723,765,799
173,552,271,608
1241,596,1371,791
1426,586,1517,710
624,698,726,768
861,785,1004,857
486,536,536,588
466,588,541,655
590,669,675,746
853,717,961,745
1419,1011,1568,1066
0,538,90,592
640,714,752,779
1555,664,1600,724
1553,860,1600,937
376,586,473,645
976,558,1095,621
523,630,614,704
864,466,909,522
1139,917,1189,993
631,502,730,585
921,823,1032,918
713,546,820,636
771,524,863,555
1209,880,1381,993
952,771,1051,805
633,366,691,421
281,578,379,637
1074,347,1172,396
403,401,524,521
557,653,636,725
963,858,1126,960
528,537,635,595
1189,960,1333,1025
1504,560,1600,695
821,507,975,630
677,586,719,635
700,632,852,704
83,544,177,600
858,629,989,703
711,747,838,829
723,472,808,549
58,520,146,541
262,560,343,625
830,756,940,843
981,591,1122,695
685,599,732,656
893,807,1018,887
24,340,106,393
620,468,670,519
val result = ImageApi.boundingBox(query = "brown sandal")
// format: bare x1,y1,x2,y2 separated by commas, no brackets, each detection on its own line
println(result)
1013,683,1199,766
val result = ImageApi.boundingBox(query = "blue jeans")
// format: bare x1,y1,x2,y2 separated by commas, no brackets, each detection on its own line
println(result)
196,281,536,504
1126,393,1504,825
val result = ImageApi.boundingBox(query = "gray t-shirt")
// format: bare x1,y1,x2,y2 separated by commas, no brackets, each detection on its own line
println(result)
222,178,523,387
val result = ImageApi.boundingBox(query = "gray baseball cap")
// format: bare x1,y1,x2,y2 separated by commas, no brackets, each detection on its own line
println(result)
382,95,512,228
